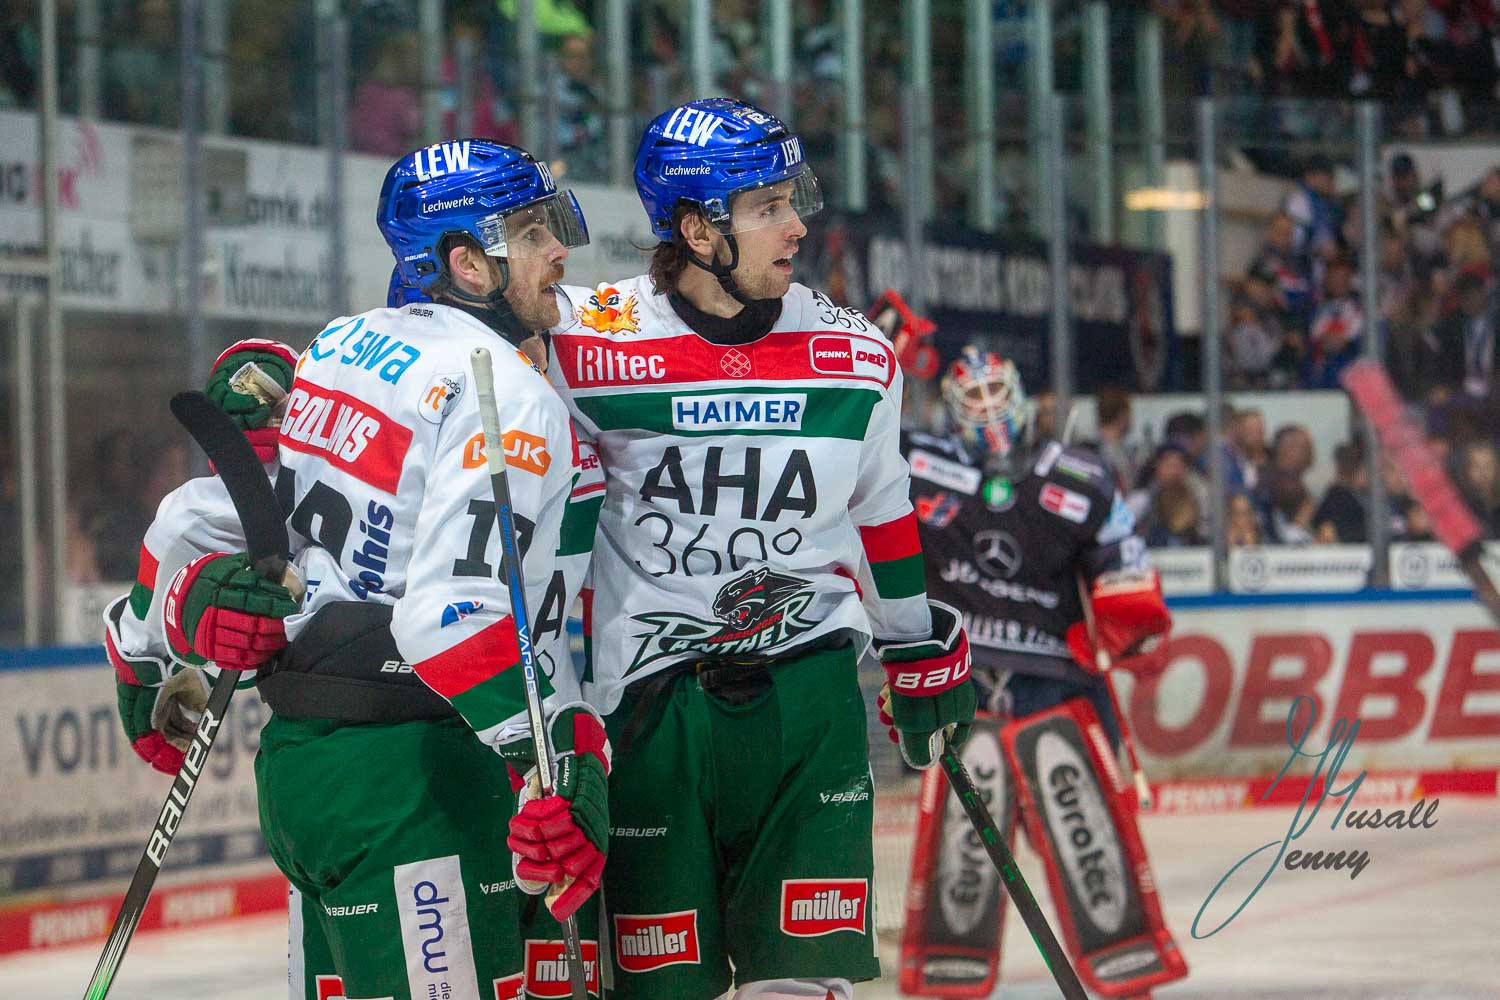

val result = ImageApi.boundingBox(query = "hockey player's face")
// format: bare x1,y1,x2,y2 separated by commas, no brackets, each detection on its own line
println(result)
724,182,808,299
500,224,570,330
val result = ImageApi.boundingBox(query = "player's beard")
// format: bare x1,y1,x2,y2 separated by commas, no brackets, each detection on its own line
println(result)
506,262,567,331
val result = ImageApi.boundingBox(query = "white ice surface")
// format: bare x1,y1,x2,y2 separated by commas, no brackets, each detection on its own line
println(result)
6,798,1498,999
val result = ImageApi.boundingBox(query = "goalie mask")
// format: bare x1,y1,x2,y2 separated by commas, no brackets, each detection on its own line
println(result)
942,347,1028,461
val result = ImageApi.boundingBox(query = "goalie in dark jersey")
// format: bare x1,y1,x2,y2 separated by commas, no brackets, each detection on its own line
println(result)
896,344,1189,999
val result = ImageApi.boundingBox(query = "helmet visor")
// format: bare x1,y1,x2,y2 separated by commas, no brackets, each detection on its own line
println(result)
716,169,823,235
475,190,590,259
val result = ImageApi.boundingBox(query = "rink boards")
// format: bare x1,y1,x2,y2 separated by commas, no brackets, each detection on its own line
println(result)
2,589,1498,954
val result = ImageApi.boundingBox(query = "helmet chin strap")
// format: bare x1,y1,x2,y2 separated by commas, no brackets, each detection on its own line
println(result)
437,257,535,346
685,233,757,306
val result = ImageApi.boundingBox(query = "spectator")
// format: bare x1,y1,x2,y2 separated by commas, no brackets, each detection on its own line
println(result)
1223,406,1268,492
1249,2,1316,98
348,31,423,157
1091,387,1138,493
1314,440,1369,542
1457,440,1500,536
1135,441,1210,537
1247,212,1315,332
1282,154,1345,259
1388,289,1450,401
1031,388,1059,445
1377,226,1416,323
1146,481,1207,548
1436,266,1496,399
1164,411,1210,468
1439,167,1500,253
1228,291,1284,388
1267,423,1316,484
553,30,607,177
442,18,518,144
1267,473,1317,544
1226,491,1263,547
1305,256,1363,388
0,0,37,108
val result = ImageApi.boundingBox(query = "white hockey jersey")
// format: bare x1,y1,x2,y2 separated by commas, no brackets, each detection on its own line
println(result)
549,277,934,715
106,302,601,751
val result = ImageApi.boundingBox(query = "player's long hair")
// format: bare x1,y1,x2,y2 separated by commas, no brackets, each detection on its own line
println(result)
647,204,703,296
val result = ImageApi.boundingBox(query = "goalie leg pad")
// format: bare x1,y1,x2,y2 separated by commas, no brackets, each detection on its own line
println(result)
897,713,1014,998
1002,697,1187,997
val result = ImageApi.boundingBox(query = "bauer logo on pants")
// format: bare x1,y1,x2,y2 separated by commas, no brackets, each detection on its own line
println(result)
392,855,482,1000
613,911,701,973
524,939,600,998
780,879,868,937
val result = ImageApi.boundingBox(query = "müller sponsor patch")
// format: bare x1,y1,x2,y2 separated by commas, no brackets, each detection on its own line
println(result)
808,334,893,385
280,381,412,493
524,939,600,998
779,879,868,937
613,910,701,973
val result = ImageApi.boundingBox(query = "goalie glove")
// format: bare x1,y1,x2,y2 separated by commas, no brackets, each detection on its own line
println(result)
499,704,611,921
1066,567,1172,680
163,552,300,670
875,601,977,769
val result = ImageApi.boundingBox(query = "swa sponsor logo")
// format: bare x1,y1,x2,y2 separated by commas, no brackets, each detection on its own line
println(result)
808,335,891,382
441,601,484,628
524,939,600,998
780,879,868,937
613,911,701,973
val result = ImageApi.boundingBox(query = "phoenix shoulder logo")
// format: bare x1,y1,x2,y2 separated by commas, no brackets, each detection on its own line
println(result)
628,567,817,673
577,283,640,334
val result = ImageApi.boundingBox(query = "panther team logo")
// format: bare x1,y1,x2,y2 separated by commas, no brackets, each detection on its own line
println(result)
627,568,817,674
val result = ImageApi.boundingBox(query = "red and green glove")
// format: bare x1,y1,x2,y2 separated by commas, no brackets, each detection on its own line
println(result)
501,704,611,921
204,339,297,463
1065,567,1172,680
163,552,300,670
115,667,209,775
876,601,977,769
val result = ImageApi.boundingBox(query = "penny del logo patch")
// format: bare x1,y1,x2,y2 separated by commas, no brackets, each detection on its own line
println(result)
780,879,868,937
613,911,701,973
808,335,891,383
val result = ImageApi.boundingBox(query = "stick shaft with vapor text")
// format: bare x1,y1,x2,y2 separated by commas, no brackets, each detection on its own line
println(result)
83,392,290,1000
471,348,588,1000
938,739,1089,1000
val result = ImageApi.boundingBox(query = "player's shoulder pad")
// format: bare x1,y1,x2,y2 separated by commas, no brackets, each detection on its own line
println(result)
1029,442,1117,520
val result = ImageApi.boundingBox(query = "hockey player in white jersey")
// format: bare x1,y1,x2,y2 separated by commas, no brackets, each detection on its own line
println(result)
108,140,611,1000
546,98,978,1000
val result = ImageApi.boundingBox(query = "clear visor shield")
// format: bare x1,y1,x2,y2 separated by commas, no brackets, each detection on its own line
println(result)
475,190,590,259
716,169,823,235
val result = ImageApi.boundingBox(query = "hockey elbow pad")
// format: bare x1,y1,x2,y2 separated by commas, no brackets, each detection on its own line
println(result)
876,601,977,769
1066,567,1172,679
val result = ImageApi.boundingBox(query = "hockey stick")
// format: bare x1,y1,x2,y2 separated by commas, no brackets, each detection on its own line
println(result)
1076,573,1155,812
1342,360,1500,623
938,739,1089,1000
83,392,291,1000
471,348,589,1000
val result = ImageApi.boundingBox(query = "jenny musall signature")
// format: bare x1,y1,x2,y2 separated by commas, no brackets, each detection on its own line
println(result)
1192,695,1441,939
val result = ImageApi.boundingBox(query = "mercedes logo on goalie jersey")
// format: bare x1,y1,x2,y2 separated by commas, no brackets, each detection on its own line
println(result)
627,567,817,674
973,529,1023,580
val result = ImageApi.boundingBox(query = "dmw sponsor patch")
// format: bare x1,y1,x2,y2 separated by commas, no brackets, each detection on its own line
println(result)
780,879,868,937
419,371,465,425
280,383,413,493
909,449,981,494
524,939,600,998
613,911,701,973
1040,483,1091,524
493,972,524,1000
392,855,481,1000
503,430,550,476
808,335,892,384
671,393,805,431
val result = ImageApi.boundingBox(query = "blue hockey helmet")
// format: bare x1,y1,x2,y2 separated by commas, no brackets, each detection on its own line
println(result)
376,139,589,297
386,266,430,308
634,98,822,241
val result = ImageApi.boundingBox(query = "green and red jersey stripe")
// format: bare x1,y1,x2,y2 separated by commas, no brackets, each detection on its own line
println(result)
129,544,160,620
413,616,549,734
859,512,927,600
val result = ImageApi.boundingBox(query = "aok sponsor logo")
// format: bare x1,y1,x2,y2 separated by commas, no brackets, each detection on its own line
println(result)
779,879,868,937
613,911,701,973
524,939,600,998
671,393,805,431
459,430,551,475
280,383,413,493
808,335,891,383
1035,731,1129,935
